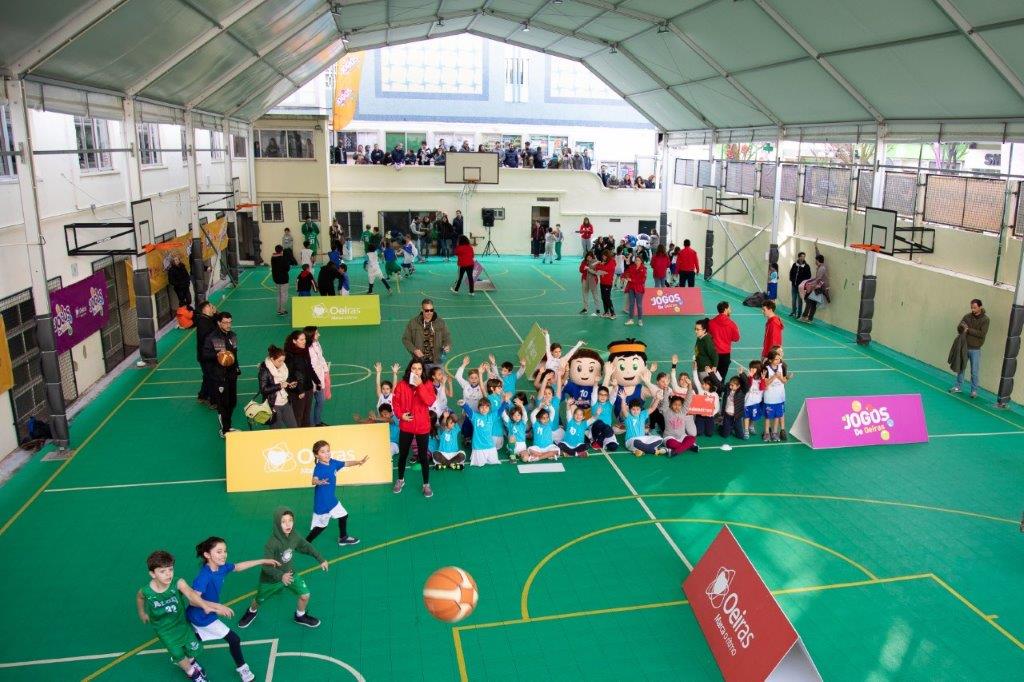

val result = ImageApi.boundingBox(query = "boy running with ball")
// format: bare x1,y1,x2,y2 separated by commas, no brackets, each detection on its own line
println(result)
137,550,232,682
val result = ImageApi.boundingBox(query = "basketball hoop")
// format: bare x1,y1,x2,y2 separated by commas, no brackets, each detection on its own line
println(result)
691,208,713,214
850,243,882,252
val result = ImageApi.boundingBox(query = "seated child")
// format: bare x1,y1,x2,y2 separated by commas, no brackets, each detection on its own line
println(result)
501,399,528,461
588,386,618,452
661,393,698,457
557,399,591,457
432,412,466,469
462,398,500,466
620,391,664,457
524,404,559,462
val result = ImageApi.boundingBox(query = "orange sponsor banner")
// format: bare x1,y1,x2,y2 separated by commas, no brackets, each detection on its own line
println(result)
332,54,365,132
202,216,229,260
146,233,191,292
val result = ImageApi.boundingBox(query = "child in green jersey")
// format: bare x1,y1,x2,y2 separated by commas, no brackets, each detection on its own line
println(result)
137,550,232,682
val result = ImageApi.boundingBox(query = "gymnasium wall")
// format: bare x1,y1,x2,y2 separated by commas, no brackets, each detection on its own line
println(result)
668,184,1024,405
311,165,661,262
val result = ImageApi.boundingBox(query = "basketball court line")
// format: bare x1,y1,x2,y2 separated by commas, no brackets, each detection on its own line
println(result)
482,287,693,569
531,264,566,290
45,478,226,493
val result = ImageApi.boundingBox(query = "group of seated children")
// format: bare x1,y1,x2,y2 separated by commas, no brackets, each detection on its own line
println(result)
354,336,794,469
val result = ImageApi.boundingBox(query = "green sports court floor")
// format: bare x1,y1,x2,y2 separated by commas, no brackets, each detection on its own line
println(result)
0,256,1022,681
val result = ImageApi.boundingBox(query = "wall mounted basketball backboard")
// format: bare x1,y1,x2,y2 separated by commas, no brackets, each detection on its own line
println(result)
863,207,896,254
131,198,155,250
445,152,499,185
65,222,140,256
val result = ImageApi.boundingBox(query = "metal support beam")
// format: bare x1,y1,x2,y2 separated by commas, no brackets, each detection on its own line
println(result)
870,125,887,207
769,133,783,268
931,0,1024,104
856,250,878,345
997,241,1024,406
615,44,715,129
223,117,240,284
186,9,330,109
228,39,348,118
750,0,885,123
184,113,206,301
7,0,131,77
658,137,669,245
127,0,270,96
6,80,70,448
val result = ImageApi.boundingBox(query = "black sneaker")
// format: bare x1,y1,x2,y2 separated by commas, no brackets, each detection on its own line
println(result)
688,444,700,453
294,613,321,628
338,535,360,546
779,430,788,441
237,608,258,628
579,308,587,314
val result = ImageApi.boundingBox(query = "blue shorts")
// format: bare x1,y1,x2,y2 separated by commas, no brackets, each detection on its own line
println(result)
743,403,763,420
764,402,785,419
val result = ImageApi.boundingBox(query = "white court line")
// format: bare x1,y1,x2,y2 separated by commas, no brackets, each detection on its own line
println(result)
46,478,225,493
0,639,276,669
795,368,896,373
273,652,365,681
482,290,693,570
265,638,278,682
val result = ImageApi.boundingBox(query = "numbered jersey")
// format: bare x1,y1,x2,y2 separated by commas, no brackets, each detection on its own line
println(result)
141,583,189,638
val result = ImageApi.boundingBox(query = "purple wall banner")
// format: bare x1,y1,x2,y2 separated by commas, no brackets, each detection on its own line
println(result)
50,272,110,354
789,394,928,449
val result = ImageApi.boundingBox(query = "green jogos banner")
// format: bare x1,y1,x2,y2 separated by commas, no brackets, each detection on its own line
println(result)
291,295,381,327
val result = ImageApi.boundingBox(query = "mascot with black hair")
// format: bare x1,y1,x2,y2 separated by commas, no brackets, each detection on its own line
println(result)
605,338,654,415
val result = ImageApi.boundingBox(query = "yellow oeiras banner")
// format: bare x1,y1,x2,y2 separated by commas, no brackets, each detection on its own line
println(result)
291,294,381,327
332,54,365,131
225,423,391,493
518,322,547,374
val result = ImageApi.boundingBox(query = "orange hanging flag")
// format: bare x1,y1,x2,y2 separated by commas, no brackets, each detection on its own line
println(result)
332,54,365,132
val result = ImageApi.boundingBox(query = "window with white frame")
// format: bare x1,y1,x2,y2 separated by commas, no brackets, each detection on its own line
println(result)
261,201,283,222
380,35,484,95
256,130,314,159
504,45,529,103
74,116,112,171
210,131,224,160
1,105,15,178
549,57,618,100
298,201,320,221
231,134,247,158
136,122,161,166
432,132,456,149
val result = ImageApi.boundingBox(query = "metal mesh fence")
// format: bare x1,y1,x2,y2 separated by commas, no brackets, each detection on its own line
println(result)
883,173,918,217
674,158,696,186
856,169,874,210
804,166,851,208
725,162,756,195
923,175,1004,233
1016,182,1024,237
759,163,798,200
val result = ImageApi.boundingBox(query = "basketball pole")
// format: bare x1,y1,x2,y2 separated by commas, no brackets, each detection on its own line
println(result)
857,131,887,346
996,242,1024,407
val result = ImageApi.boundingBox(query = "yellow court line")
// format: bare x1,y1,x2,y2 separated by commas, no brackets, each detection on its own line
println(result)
927,573,1024,650
519,517,877,620
81,491,1019,678
531,264,566,290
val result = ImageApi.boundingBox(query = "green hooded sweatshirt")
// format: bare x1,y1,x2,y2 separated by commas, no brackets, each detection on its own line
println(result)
259,506,326,584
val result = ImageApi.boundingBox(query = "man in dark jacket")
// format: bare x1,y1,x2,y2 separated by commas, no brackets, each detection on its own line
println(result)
401,299,452,366
369,144,384,164
202,311,240,436
270,245,290,316
167,254,192,307
788,252,812,318
452,210,464,239
194,300,216,406
503,144,520,168
599,165,610,187
950,299,990,399
390,143,405,165
316,261,342,295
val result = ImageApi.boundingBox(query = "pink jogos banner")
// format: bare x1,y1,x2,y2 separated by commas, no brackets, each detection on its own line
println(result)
50,272,110,354
791,394,928,449
641,287,704,316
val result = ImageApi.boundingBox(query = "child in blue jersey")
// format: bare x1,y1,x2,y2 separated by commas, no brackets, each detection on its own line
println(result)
305,440,368,546
524,404,559,461
490,354,526,395
462,398,500,466
620,391,665,457
588,385,619,452
384,241,401,279
188,538,279,682
537,373,564,440
502,400,528,460
484,379,507,449
402,236,417,275
338,263,350,295
431,412,466,469
557,399,592,457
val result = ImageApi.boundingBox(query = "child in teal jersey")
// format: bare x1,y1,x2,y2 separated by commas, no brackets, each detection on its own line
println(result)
524,403,560,462
557,399,593,457
462,398,500,466
501,399,528,460
589,386,619,452
431,411,466,469
490,354,527,395
620,390,665,457
484,379,507,449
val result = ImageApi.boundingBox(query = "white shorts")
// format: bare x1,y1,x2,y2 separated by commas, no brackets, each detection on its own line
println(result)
530,444,559,453
510,441,526,454
626,435,662,449
470,447,500,466
390,442,399,455
435,450,465,462
492,435,505,449
310,501,348,529
192,619,230,642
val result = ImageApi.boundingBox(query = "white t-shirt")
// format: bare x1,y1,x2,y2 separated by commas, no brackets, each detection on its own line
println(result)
299,248,313,268
763,365,786,404
744,374,764,407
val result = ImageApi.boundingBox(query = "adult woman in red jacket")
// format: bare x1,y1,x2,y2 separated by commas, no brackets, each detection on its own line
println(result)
650,245,671,287
594,249,617,319
391,359,437,497
623,255,648,326
450,235,475,295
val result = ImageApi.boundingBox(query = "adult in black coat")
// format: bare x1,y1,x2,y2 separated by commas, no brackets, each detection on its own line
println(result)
452,210,464,238
167,254,192,307
284,330,318,427
270,245,290,316
201,311,240,436
788,252,812,319
194,300,216,405
317,261,342,295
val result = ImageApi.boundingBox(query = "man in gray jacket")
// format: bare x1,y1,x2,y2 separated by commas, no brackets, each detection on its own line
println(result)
949,298,989,399
402,299,452,366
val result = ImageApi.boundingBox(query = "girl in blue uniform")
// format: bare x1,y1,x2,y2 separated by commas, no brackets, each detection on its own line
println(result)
620,390,665,457
524,404,560,462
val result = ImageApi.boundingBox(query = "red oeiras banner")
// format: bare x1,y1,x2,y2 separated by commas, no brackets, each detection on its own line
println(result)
683,526,812,682
789,394,928,450
642,287,704,316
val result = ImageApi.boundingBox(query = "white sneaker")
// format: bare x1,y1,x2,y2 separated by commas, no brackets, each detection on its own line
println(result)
450,286,457,293
624,319,635,326
237,664,255,682
638,320,644,326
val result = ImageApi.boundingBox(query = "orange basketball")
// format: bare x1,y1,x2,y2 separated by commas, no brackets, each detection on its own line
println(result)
216,350,235,367
422,566,478,623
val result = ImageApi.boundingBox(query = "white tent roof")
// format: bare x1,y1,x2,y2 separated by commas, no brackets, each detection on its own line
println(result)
3,0,1024,134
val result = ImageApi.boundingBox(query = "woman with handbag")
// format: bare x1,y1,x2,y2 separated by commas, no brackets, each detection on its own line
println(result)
304,326,330,427
258,345,298,428
285,331,318,427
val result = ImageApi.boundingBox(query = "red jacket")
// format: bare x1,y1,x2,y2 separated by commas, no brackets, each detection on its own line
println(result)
596,259,616,286
677,247,700,273
577,223,594,239
762,315,784,359
454,243,474,268
651,253,670,279
623,263,647,293
391,379,436,435
708,313,740,354
579,258,592,281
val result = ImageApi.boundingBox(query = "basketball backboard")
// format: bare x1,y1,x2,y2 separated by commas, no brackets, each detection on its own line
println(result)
131,198,155,250
445,152,499,185
863,207,896,255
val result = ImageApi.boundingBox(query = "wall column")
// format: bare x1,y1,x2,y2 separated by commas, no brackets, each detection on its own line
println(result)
222,117,239,284
7,80,69,448
185,112,206,300
768,131,783,268
658,137,669,246
703,133,716,282
122,98,157,364
997,245,1024,407
246,123,262,264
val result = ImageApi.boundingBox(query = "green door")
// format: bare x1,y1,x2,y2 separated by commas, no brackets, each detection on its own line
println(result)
385,132,406,152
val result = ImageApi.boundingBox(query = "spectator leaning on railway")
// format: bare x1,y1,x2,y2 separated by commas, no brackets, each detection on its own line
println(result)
948,298,989,399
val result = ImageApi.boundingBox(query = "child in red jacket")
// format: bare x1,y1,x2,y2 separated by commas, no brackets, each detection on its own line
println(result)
623,255,648,327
